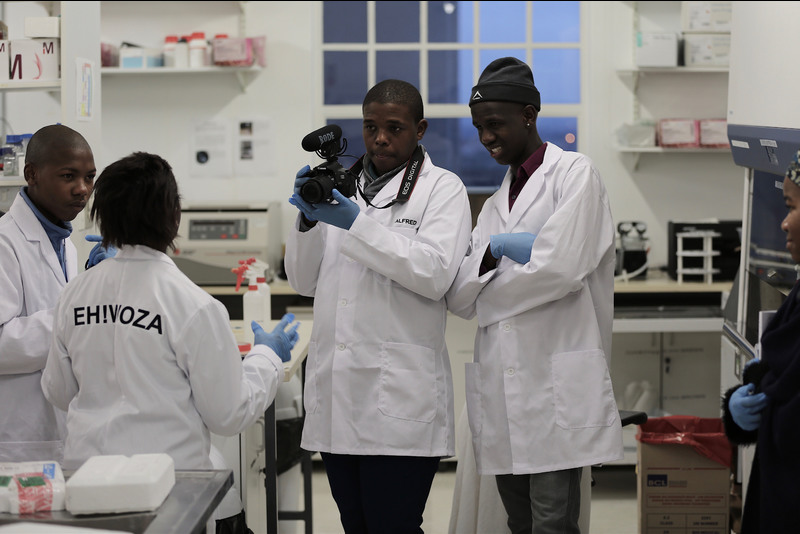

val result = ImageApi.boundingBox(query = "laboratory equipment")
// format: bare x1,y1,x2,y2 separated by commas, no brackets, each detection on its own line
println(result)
615,221,649,279
169,204,282,286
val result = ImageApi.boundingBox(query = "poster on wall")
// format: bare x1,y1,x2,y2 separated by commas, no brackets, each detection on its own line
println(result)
75,58,94,121
233,117,275,178
189,119,233,178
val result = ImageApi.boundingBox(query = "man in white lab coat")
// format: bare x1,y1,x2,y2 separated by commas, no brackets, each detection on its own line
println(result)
446,57,624,534
285,79,472,533
0,124,96,462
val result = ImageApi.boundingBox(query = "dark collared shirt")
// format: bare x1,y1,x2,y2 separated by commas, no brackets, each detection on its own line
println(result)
479,142,548,275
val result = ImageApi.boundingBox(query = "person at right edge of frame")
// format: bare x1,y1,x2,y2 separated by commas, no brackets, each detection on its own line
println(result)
721,149,800,534
445,57,624,534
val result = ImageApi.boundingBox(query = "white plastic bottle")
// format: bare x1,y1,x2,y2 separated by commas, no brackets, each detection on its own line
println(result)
242,270,267,346
189,31,208,68
248,259,272,323
175,37,190,69
163,35,178,67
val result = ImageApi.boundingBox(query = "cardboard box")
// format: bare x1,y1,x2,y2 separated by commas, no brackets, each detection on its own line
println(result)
658,119,700,148
699,119,729,147
681,1,732,33
9,39,59,81
24,16,60,38
636,32,679,67
683,33,730,67
638,419,731,534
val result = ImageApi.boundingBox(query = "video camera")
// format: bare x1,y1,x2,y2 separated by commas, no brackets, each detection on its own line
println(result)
299,124,358,204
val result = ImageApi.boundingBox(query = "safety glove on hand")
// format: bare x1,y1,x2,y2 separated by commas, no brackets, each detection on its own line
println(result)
729,383,769,431
306,189,360,230
85,234,118,268
252,313,300,363
489,232,537,264
289,166,318,224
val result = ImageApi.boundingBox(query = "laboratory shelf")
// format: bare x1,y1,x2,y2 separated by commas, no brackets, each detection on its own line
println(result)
0,178,25,187
101,65,262,91
101,65,261,75
616,67,728,76
614,145,731,153
0,79,61,92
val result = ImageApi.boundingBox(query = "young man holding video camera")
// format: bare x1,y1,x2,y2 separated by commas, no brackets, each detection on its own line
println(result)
285,79,472,533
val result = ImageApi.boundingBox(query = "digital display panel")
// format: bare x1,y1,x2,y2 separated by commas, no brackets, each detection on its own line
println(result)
187,219,248,240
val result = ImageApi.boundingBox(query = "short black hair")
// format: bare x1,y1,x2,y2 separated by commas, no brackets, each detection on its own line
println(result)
26,124,91,166
363,79,424,123
90,152,181,252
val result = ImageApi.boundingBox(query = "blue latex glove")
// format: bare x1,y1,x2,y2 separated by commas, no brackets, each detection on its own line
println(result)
252,313,300,363
85,234,118,268
288,166,318,223
294,165,311,196
297,188,359,230
289,192,317,222
489,232,537,264
729,383,769,431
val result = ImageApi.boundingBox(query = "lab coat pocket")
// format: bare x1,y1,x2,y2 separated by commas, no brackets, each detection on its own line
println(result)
303,342,320,415
552,349,616,429
464,362,482,437
378,342,436,423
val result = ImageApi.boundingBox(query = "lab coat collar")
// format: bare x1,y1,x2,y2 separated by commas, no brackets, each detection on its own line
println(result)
362,151,433,208
8,191,68,284
494,143,564,229
115,244,176,266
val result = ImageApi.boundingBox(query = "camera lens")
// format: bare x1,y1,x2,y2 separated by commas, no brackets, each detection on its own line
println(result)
300,179,327,204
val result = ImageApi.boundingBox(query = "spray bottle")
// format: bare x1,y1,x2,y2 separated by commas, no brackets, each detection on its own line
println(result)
231,258,271,346
246,257,272,324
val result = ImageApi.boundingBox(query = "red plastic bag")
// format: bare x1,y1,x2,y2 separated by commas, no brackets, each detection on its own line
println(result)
636,415,732,469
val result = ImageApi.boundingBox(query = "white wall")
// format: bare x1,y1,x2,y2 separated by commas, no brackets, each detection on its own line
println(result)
584,1,743,268
3,1,747,269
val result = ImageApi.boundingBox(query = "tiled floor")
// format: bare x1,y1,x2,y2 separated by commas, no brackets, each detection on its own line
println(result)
286,462,638,534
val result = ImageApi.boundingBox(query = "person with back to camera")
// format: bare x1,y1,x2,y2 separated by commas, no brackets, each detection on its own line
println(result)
721,149,800,534
445,57,624,534
284,79,472,533
40,151,300,534
0,124,116,462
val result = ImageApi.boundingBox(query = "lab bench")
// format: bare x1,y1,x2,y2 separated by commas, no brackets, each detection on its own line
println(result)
0,469,232,534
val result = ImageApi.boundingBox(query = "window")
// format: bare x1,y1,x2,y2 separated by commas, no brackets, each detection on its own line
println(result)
318,1,582,193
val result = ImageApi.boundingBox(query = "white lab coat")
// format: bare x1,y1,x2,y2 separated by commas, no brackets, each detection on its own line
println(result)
0,192,71,462
446,143,623,474
41,245,284,471
285,154,472,457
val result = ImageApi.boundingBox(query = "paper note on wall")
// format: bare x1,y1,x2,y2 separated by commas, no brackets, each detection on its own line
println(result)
233,117,275,178
190,119,233,178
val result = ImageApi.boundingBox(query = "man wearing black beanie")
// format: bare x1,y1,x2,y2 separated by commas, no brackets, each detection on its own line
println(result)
447,57,623,534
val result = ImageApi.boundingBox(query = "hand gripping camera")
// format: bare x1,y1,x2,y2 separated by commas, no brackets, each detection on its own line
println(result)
299,124,358,204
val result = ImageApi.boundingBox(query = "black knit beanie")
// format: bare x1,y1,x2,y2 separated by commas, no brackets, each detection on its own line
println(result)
469,57,541,111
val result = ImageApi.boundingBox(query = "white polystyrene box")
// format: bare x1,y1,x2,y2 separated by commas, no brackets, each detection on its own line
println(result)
24,17,60,38
65,454,175,515
9,38,59,81
681,1,732,32
683,33,730,67
0,41,8,82
635,32,678,67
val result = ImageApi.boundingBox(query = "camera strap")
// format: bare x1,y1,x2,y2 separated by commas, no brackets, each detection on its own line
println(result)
351,145,425,210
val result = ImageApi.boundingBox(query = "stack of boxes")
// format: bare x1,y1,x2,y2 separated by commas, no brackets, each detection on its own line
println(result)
0,16,61,82
681,1,732,69
634,2,731,149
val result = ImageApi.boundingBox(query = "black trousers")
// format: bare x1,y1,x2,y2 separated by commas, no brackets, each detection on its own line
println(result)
321,452,440,534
